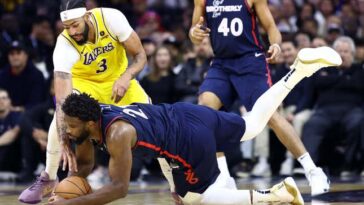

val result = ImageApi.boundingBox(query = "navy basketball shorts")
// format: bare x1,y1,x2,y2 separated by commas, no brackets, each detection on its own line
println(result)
171,103,245,197
199,54,272,111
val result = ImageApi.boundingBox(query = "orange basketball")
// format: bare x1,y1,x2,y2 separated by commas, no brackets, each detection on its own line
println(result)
53,176,92,199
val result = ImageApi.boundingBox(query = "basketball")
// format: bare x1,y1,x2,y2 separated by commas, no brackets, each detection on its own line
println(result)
53,176,92,199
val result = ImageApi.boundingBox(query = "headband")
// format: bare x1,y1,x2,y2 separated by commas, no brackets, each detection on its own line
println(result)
60,7,86,22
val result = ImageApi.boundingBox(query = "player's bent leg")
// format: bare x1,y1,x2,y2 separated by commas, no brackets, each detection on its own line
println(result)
19,115,60,204
198,92,237,189
198,91,224,110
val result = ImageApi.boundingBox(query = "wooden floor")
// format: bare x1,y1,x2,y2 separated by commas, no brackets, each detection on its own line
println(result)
1,177,364,204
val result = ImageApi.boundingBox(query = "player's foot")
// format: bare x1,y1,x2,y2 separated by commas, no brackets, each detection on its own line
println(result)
306,167,330,196
271,177,304,205
290,46,342,77
18,171,58,204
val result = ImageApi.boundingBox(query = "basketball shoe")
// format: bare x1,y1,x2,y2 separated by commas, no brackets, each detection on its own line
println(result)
18,171,58,204
306,167,330,196
270,177,304,205
290,46,342,77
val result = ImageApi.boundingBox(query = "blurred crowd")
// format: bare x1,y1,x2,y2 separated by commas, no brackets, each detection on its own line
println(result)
0,0,364,186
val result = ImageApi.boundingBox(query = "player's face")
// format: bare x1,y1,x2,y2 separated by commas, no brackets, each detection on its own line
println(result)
64,115,90,145
63,17,89,45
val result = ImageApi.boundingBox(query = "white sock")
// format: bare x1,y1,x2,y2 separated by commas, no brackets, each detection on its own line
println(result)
298,152,317,173
45,116,61,180
217,156,231,177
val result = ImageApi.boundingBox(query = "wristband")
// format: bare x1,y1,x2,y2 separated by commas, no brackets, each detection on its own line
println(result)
271,43,281,53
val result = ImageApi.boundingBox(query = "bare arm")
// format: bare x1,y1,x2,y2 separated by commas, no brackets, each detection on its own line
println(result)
54,71,77,171
122,31,147,79
253,0,282,63
0,126,20,146
54,121,136,205
111,31,147,103
54,71,73,141
189,0,210,45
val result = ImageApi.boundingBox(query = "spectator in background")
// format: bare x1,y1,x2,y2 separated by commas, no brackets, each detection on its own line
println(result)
294,31,311,49
26,15,55,80
301,17,319,38
136,11,166,44
325,16,342,45
0,14,22,66
312,37,328,48
175,37,212,103
301,36,364,176
16,79,55,182
0,41,45,112
137,38,156,80
296,2,316,27
355,39,364,63
140,46,176,104
0,89,22,174
340,3,358,39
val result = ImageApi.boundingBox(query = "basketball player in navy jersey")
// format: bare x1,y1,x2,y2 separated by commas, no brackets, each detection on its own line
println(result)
190,0,329,196
48,47,341,205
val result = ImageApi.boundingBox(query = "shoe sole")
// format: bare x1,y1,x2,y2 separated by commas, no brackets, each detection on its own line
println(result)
19,199,41,204
284,177,304,205
297,47,342,66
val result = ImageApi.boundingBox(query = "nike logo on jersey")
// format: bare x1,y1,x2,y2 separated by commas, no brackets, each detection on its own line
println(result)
255,52,264,57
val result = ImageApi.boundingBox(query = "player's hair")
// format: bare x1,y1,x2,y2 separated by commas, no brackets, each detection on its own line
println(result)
60,0,86,12
62,93,100,122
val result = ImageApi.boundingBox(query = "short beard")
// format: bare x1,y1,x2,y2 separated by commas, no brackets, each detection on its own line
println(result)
73,131,89,145
74,23,89,45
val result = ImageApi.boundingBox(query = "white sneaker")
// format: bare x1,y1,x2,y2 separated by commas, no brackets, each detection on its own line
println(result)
306,167,330,196
290,46,342,77
279,158,294,176
271,177,304,205
251,161,271,177
361,170,364,178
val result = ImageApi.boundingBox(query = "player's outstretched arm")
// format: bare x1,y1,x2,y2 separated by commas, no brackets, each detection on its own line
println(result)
54,71,78,172
253,0,282,63
189,0,210,45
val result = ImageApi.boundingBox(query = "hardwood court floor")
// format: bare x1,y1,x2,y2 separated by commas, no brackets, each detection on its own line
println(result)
1,177,364,204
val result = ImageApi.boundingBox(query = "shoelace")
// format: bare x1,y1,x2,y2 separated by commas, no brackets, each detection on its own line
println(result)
29,176,47,191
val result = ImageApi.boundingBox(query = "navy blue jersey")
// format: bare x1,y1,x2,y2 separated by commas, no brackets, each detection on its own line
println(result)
205,0,263,58
99,102,245,196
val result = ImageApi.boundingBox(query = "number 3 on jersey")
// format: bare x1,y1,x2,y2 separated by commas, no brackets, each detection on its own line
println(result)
218,18,243,37
96,59,107,73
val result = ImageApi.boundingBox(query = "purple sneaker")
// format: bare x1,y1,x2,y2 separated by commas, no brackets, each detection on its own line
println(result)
18,171,58,204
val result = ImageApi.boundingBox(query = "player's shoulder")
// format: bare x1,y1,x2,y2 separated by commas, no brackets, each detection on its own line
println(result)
98,7,125,17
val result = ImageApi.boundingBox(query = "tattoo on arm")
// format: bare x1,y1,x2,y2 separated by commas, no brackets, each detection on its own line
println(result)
54,71,71,141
